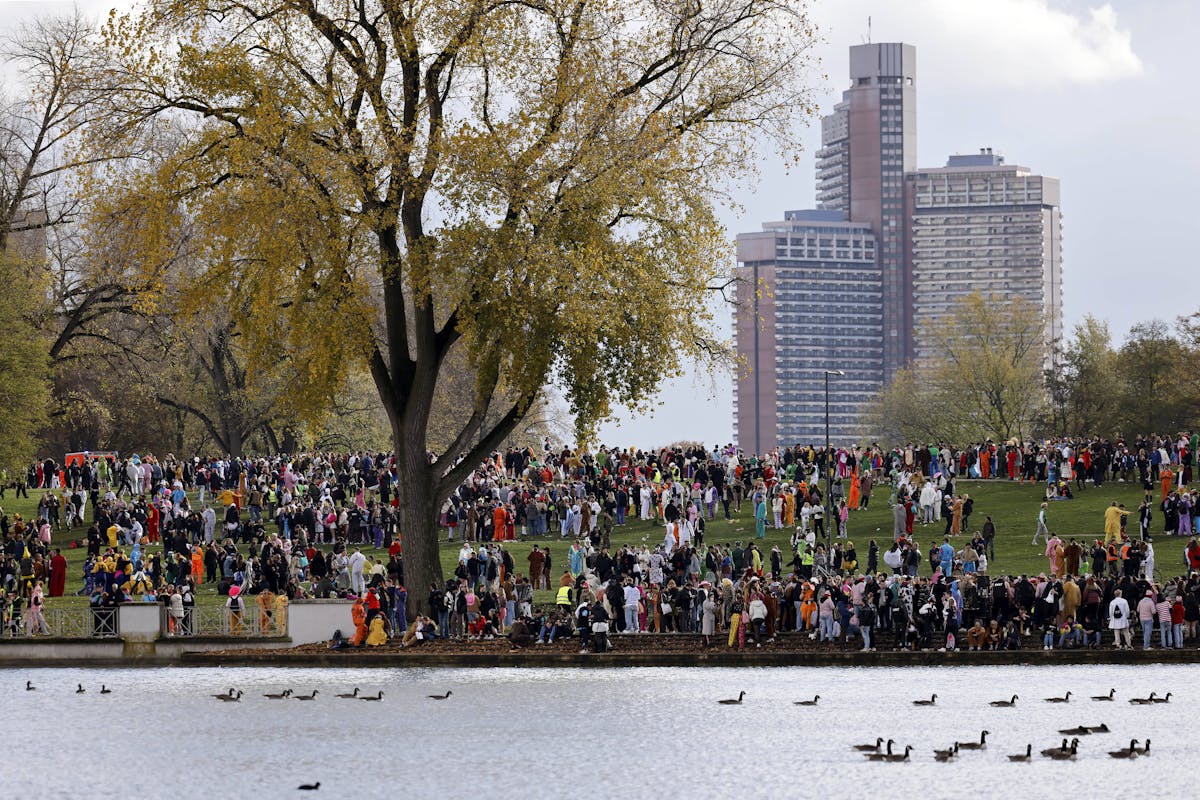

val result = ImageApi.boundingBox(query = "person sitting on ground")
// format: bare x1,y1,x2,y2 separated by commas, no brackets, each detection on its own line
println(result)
365,614,388,646
985,619,1002,650
965,618,988,650
536,610,574,644
1057,616,1083,649
401,615,436,646
508,616,534,650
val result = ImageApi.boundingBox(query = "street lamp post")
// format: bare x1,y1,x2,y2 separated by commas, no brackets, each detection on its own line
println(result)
824,369,844,564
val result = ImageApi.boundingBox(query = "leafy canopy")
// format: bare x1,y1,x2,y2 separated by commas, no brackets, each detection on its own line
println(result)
97,0,818,469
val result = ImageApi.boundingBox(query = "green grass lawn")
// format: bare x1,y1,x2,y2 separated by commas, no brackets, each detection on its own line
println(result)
2,476,1182,614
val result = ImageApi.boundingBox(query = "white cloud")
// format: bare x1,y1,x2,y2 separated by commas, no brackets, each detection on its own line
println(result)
818,0,1143,89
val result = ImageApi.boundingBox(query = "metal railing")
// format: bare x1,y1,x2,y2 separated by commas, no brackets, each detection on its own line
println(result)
163,605,285,638
35,607,120,639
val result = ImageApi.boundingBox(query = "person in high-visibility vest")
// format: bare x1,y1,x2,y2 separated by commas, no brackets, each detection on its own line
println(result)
556,584,572,614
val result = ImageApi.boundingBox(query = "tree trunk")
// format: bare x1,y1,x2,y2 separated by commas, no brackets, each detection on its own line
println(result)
394,451,441,621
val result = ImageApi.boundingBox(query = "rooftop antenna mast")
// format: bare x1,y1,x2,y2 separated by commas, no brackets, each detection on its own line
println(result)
867,15,871,44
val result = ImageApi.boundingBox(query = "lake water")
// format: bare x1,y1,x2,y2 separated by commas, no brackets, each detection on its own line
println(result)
4,664,1193,798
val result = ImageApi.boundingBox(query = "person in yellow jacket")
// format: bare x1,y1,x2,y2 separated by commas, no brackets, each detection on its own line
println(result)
257,588,275,632
1103,502,1129,544
366,615,388,646
271,593,289,636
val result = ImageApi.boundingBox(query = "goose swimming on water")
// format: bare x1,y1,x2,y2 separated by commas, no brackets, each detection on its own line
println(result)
851,737,885,752
955,731,989,751
1007,744,1032,762
1108,739,1140,759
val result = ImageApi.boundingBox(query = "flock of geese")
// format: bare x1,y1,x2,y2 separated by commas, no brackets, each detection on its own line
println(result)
211,687,453,703
23,680,451,706
715,688,1170,761
25,680,111,694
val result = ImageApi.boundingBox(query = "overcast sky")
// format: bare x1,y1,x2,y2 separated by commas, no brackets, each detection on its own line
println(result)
1,1,1192,448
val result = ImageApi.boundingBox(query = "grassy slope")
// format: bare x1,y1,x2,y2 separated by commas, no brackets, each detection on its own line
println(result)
3,476,1180,612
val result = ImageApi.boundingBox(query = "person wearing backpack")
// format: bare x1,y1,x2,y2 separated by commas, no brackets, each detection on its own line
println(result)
226,586,244,635
1108,588,1131,649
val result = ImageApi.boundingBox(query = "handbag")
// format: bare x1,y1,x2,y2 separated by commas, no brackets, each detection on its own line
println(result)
660,601,672,614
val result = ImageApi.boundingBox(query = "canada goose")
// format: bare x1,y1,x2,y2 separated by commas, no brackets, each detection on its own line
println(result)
912,693,937,706
1129,692,1157,705
1058,725,1091,736
1108,739,1140,759
933,743,959,759
851,737,885,752
100,685,111,695
428,690,453,701
212,689,241,702
1045,741,1078,760
1151,692,1172,704
1040,738,1078,757
956,730,989,750
1091,688,1116,701
360,691,384,701
1007,744,1032,762
25,681,35,691
881,745,913,762
717,691,745,705
335,688,360,699
1044,691,1072,703
76,684,86,694
793,695,820,706
1140,739,1151,756
865,741,896,761
989,695,1018,707
297,782,320,790
1086,723,1110,733
264,689,292,699
294,690,319,701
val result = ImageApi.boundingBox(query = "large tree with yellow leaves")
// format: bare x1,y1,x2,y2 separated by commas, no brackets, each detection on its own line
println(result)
97,0,818,609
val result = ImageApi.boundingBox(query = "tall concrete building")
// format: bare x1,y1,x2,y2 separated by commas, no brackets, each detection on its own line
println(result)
846,43,917,380
732,42,1064,454
815,93,849,214
905,150,1063,361
733,211,882,451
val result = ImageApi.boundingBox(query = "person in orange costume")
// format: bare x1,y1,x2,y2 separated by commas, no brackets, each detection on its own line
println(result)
492,504,507,543
350,597,368,646
848,473,861,511
1162,467,1175,502
191,545,204,586
799,581,816,631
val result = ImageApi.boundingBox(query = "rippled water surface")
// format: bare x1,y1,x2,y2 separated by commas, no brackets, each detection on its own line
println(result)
3,664,1195,798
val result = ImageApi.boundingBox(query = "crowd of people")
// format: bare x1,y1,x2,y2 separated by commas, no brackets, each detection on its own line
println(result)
0,434,1197,654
